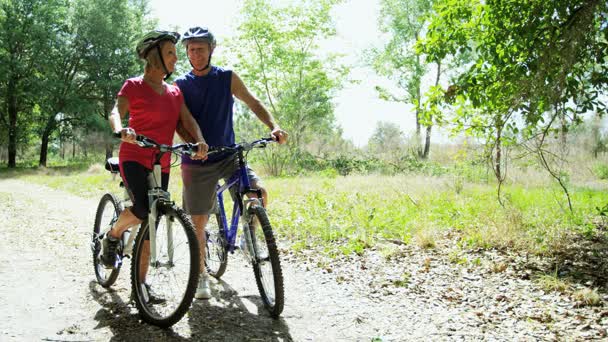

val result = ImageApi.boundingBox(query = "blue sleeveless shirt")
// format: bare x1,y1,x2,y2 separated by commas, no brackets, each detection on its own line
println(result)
175,66,235,164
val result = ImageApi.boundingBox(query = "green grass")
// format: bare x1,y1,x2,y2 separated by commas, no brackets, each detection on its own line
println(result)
536,273,571,293
4,163,608,258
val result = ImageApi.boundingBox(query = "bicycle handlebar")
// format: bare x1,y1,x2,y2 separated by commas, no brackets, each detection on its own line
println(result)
207,137,276,156
113,132,198,157
114,131,275,158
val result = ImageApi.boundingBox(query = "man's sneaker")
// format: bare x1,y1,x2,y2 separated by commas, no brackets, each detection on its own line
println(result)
195,274,212,299
100,234,120,268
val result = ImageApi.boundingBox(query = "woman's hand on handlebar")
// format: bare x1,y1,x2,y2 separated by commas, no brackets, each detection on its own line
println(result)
191,141,209,161
118,127,137,144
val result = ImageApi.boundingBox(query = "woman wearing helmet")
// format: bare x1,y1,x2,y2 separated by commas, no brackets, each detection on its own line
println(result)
101,31,208,286
174,26,288,300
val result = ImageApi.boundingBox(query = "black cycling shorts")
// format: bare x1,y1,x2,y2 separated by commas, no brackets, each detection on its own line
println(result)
120,161,169,220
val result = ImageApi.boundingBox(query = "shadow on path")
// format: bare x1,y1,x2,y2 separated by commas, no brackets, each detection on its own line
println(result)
187,278,293,341
542,232,608,290
88,279,293,341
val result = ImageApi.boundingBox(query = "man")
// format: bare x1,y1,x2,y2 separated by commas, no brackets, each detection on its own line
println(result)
174,26,288,300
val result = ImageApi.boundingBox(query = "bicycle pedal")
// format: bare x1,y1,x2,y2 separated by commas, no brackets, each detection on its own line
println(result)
114,256,123,269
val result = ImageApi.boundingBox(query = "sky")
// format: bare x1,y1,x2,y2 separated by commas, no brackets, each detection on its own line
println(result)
148,0,424,146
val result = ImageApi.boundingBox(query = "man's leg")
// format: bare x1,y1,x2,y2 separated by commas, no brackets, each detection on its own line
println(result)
191,214,209,273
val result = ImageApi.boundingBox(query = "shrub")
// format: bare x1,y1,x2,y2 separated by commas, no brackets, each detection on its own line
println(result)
593,163,608,180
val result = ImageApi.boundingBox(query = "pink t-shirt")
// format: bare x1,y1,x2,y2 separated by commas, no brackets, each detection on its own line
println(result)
117,77,183,172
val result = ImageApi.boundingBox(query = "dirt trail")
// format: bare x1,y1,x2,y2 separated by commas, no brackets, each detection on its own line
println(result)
0,178,429,341
1,178,607,341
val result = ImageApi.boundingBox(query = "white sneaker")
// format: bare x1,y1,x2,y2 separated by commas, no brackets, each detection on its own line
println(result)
195,274,212,299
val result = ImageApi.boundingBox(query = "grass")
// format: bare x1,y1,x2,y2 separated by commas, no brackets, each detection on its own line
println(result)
573,288,602,307
536,273,571,294
3,159,608,259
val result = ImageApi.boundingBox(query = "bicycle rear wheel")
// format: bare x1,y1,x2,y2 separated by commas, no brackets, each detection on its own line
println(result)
92,193,122,287
130,206,199,328
205,213,228,278
247,206,284,318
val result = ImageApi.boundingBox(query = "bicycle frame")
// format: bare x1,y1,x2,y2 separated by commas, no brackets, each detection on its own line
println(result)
213,141,268,256
147,162,173,266
100,136,196,268
97,163,171,267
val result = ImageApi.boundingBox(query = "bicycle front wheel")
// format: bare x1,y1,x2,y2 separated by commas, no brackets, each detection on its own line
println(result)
247,206,284,318
205,213,228,278
130,206,199,328
92,193,122,287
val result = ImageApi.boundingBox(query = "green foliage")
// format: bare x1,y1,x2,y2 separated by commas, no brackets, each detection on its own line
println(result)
230,0,347,175
15,162,608,259
419,0,608,140
367,121,407,160
592,163,608,179
370,0,460,159
0,0,155,167
415,0,608,210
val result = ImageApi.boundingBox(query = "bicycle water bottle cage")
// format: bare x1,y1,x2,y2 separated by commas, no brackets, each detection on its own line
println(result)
105,157,120,174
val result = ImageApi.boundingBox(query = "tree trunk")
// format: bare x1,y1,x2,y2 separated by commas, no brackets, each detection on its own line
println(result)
415,88,422,158
104,96,114,159
39,114,56,167
421,61,441,160
495,125,502,181
60,133,65,159
423,125,431,159
39,131,50,167
7,77,18,168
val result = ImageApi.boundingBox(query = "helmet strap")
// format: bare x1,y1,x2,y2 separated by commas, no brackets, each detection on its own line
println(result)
156,45,173,80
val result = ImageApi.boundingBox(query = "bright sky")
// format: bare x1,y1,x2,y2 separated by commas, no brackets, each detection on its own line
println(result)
149,0,420,146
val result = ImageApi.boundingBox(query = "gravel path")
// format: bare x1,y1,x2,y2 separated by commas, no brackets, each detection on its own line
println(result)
0,178,607,341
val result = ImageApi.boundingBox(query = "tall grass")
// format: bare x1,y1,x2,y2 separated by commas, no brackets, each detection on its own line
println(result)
4,147,608,258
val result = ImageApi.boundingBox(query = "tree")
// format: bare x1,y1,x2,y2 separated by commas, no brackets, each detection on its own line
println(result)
371,0,451,159
0,0,154,167
419,0,608,209
74,0,155,159
368,121,407,159
0,0,68,168
229,0,347,175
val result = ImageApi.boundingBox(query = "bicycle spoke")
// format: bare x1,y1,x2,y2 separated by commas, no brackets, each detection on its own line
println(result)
131,209,199,327
92,193,122,288
248,206,284,317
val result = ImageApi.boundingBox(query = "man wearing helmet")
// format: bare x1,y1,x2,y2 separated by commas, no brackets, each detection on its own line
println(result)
174,26,288,300
101,31,207,290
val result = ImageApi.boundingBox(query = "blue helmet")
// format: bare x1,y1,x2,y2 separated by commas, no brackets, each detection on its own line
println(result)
182,26,216,48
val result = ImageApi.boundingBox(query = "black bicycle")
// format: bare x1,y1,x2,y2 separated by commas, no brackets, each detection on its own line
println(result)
91,134,200,327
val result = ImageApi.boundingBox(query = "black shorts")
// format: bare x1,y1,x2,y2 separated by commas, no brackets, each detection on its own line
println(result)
120,161,169,220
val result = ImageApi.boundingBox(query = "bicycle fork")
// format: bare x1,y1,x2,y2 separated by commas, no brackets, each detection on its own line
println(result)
241,198,263,263
147,167,175,268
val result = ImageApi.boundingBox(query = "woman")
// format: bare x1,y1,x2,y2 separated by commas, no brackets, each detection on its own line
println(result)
101,31,208,287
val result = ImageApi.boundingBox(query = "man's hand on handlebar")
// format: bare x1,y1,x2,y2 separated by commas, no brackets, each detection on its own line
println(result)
270,127,288,144
191,141,209,161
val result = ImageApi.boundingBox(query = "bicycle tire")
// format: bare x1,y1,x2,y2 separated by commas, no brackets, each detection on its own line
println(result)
205,213,228,278
92,193,122,288
130,206,199,328
247,206,284,318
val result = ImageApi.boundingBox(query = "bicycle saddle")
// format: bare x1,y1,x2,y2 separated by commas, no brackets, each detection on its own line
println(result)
105,157,120,173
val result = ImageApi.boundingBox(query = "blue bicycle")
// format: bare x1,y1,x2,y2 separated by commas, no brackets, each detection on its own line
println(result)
204,138,284,318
